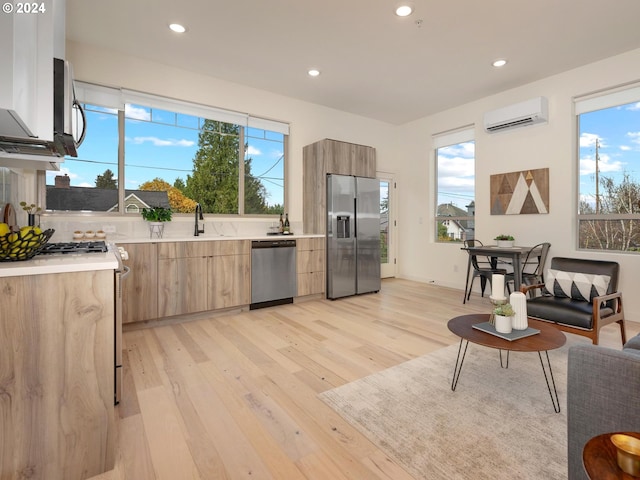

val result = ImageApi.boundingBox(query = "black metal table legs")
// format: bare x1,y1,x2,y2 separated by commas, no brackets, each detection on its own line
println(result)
450,341,561,413
538,350,561,413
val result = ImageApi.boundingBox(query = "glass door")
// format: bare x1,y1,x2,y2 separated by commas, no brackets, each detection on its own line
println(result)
379,175,395,278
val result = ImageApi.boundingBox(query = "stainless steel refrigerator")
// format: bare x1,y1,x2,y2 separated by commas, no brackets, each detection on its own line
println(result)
326,174,381,299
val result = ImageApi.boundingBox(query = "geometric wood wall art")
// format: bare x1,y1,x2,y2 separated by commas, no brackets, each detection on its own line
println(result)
490,168,549,215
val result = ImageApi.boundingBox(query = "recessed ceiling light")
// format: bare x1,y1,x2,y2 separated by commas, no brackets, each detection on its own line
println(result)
395,5,413,17
308,69,321,77
492,59,508,67
169,23,186,33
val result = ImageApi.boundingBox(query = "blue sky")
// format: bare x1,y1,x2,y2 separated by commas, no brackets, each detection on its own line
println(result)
579,100,640,207
47,104,285,207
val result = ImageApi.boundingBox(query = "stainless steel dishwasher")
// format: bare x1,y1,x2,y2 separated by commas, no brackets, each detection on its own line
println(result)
251,239,297,309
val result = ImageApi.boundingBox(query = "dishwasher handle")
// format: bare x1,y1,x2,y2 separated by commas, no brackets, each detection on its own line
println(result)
252,239,296,248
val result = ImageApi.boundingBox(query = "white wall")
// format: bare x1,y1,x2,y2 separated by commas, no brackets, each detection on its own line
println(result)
65,41,398,226
36,42,640,322
395,47,640,322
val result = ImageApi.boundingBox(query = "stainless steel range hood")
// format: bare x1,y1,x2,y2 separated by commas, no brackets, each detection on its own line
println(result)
0,135,63,170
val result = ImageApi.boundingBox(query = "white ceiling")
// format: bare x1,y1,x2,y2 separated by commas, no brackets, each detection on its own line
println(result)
66,0,640,125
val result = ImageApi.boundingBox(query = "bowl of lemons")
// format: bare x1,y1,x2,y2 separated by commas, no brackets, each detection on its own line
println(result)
0,223,55,261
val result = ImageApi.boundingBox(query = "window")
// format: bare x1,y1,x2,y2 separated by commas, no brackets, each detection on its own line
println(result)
576,85,640,252
45,85,288,215
434,127,475,242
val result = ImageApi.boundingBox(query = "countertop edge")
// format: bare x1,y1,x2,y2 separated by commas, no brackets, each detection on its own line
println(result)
112,233,324,244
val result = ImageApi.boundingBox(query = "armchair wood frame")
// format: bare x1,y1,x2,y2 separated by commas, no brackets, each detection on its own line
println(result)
521,282,626,345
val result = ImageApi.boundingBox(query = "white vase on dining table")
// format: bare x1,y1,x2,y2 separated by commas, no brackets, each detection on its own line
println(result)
497,240,515,248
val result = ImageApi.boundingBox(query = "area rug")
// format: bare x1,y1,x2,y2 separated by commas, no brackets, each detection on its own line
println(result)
319,341,574,480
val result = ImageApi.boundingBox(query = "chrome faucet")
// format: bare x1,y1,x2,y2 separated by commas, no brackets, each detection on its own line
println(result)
194,203,204,236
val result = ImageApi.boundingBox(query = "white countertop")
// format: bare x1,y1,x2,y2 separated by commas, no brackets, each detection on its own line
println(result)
0,251,119,278
113,233,323,244
0,233,324,277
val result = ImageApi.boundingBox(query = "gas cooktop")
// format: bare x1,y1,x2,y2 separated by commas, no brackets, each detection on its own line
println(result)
39,241,109,255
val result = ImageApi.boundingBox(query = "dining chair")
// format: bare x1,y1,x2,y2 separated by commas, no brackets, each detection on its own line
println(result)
506,242,551,295
462,239,508,303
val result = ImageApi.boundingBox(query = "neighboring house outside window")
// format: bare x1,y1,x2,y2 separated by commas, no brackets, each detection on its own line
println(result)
434,127,475,243
576,85,640,253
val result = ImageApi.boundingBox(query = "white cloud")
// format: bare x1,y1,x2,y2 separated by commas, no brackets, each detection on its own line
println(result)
579,153,624,176
627,131,640,145
128,136,195,147
125,105,150,121
57,167,79,180
620,145,632,151
627,102,640,111
439,176,475,189
579,132,606,148
247,146,261,156
439,142,475,158
438,156,474,178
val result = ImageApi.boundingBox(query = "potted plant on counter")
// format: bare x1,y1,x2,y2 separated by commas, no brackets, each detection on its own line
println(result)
493,303,515,334
20,201,42,227
141,206,172,238
494,234,515,248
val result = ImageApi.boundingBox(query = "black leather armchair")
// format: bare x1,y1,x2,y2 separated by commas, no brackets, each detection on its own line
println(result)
521,257,626,345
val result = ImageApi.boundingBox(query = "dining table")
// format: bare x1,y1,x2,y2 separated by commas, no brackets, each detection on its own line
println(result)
462,244,543,294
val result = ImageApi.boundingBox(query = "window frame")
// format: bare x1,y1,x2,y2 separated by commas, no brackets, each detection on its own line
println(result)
433,126,476,243
575,83,640,253
41,83,289,217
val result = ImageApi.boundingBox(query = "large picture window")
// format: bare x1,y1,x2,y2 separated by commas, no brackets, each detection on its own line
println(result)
576,86,640,252
45,85,288,216
434,127,475,242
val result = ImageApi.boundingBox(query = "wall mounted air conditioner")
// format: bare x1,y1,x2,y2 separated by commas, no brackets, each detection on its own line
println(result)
483,96,548,133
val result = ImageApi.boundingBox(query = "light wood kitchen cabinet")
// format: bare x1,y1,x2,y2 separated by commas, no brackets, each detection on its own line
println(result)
296,237,325,296
303,138,376,234
158,256,209,316
157,241,209,317
157,240,251,316
120,242,158,324
0,270,116,479
208,240,251,309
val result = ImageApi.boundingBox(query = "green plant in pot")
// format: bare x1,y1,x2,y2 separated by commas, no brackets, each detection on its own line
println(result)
141,206,172,222
20,201,42,227
141,206,172,238
493,303,515,317
493,303,515,334
494,234,515,247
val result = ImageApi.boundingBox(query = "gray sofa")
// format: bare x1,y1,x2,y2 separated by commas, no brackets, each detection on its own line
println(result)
567,334,640,479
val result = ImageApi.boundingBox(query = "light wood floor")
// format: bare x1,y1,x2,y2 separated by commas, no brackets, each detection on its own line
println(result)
91,279,637,480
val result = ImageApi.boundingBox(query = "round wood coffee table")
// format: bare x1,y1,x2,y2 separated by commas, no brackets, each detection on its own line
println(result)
447,313,567,413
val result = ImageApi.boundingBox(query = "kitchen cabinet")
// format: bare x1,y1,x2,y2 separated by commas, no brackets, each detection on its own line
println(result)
120,242,158,323
0,269,116,479
296,237,325,296
157,242,209,317
207,240,251,309
0,0,59,142
157,240,251,316
303,138,376,234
